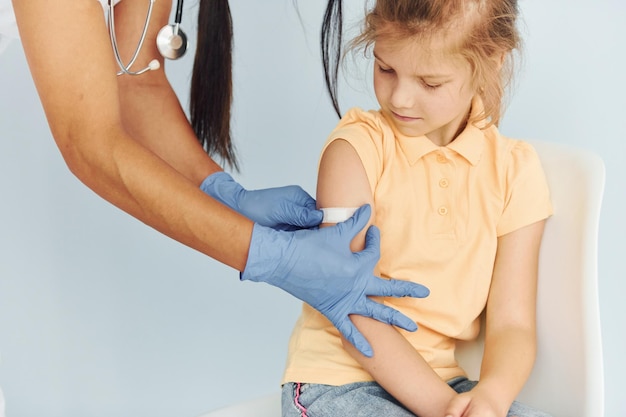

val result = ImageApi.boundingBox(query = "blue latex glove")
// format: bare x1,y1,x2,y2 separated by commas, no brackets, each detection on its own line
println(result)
242,205,430,357
200,171,322,231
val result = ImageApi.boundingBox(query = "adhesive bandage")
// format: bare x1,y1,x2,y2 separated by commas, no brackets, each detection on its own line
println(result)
321,207,359,223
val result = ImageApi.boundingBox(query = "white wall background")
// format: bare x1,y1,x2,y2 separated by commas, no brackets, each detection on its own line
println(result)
0,1,624,416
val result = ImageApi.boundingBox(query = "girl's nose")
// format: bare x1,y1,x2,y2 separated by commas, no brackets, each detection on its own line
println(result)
390,79,415,109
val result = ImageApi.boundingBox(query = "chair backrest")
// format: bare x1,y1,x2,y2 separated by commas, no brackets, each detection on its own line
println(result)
456,140,606,417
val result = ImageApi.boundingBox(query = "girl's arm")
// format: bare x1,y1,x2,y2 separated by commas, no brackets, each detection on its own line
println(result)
317,139,456,417
12,0,252,270
445,220,546,417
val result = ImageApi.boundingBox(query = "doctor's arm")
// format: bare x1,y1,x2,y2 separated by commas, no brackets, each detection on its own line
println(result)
12,0,251,269
11,0,429,357
317,139,456,417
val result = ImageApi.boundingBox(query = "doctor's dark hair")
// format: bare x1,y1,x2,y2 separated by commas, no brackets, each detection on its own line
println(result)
321,0,522,126
190,0,237,169
189,0,341,169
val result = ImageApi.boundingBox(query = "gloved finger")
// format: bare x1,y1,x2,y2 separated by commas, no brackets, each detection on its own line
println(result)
282,205,323,228
364,299,418,332
353,224,381,264
335,204,372,240
345,223,381,270
293,188,319,212
366,276,430,299
336,317,374,358
276,185,318,208
269,208,322,231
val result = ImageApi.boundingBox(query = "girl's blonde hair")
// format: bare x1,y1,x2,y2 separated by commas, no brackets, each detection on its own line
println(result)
329,0,521,127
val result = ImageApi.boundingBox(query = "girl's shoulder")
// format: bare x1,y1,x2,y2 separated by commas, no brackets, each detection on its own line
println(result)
325,108,396,183
484,127,543,167
331,107,395,147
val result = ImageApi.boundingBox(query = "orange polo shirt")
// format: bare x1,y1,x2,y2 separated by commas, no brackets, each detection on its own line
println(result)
282,106,553,385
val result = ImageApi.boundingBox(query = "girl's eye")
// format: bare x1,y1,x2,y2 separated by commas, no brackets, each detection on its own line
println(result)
423,81,442,90
377,64,394,74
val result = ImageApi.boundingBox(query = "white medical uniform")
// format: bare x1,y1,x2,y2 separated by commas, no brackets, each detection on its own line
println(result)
0,1,18,54
0,0,121,54
0,2,121,415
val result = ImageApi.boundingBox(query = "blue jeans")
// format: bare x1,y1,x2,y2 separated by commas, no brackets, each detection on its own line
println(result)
282,378,553,417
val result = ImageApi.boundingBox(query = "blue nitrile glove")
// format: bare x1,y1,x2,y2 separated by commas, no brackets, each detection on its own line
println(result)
200,171,322,231
242,204,430,357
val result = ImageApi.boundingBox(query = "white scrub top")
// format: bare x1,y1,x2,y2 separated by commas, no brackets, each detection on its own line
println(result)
0,0,121,54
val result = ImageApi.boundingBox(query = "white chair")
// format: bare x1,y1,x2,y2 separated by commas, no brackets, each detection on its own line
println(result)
457,140,606,417
199,140,606,417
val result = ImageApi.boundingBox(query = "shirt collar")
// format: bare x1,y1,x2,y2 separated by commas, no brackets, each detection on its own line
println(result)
391,96,486,166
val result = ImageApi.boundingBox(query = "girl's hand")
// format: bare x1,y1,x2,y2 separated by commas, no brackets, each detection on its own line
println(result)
444,386,509,417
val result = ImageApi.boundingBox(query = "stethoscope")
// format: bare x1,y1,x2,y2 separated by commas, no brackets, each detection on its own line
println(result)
107,0,188,76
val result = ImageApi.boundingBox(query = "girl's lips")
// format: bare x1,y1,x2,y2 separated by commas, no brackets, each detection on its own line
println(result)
391,111,420,122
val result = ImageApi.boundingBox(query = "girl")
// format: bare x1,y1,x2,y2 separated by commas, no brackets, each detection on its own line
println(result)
282,1,553,416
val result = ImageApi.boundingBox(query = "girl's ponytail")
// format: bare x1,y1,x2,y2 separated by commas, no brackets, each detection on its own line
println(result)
190,0,238,169
321,0,344,118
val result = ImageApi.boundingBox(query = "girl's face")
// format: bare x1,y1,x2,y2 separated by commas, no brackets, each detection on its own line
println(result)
373,31,476,146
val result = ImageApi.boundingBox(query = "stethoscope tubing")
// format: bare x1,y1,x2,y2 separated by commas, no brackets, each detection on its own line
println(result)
108,0,156,76
175,0,184,25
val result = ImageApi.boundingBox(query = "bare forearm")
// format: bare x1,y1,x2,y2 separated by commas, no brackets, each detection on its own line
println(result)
343,315,456,417
478,326,536,408
477,222,545,410
66,124,252,271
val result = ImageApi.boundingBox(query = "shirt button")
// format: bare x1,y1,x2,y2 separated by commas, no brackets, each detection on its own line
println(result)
438,206,449,216
439,178,449,188
436,154,447,163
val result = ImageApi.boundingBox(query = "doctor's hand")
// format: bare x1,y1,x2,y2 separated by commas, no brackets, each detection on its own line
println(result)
241,204,430,357
200,171,322,231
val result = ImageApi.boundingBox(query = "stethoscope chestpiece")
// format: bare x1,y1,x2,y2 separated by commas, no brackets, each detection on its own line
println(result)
156,23,188,60
109,0,187,75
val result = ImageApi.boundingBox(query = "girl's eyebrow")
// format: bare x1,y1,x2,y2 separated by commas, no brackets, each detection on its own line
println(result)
373,52,388,65
373,51,453,80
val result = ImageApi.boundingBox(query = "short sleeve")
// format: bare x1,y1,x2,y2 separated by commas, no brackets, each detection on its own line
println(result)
0,0,118,55
497,141,553,236
320,108,388,193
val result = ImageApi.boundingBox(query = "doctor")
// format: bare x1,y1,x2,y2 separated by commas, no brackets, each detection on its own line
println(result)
1,0,429,366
